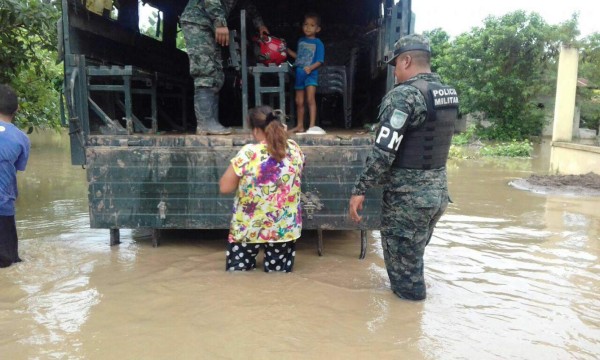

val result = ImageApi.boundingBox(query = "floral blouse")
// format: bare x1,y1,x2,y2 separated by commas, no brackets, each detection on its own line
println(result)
228,139,305,244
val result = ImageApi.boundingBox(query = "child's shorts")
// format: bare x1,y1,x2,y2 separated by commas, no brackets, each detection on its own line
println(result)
294,68,319,90
226,241,296,272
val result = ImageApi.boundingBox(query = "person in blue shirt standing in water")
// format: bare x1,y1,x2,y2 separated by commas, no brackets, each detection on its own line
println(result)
0,84,30,268
287,12,325,134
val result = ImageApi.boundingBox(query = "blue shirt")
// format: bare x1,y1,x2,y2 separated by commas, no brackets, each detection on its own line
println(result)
295,37,325,69
0,121,30,216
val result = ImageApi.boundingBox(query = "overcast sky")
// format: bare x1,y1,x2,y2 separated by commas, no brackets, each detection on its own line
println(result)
411,0,599,38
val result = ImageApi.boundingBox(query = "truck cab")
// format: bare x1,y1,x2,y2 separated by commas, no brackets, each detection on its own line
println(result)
59,0,414,254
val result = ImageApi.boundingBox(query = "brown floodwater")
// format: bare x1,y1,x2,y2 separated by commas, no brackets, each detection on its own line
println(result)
1,134,599,359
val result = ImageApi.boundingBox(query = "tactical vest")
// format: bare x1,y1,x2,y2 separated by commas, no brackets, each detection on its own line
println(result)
392,79,459,170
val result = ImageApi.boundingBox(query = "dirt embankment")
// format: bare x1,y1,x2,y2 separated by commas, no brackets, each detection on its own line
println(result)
509,172,600,196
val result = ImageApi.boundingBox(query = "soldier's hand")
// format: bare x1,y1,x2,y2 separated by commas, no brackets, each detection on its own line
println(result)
216,26,230,46
349,195,365,223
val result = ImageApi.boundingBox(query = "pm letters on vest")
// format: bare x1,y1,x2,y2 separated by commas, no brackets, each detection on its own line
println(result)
376,126,403,152
432,87,459,108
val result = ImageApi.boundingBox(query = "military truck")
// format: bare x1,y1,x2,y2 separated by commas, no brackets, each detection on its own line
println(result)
59,0,414,257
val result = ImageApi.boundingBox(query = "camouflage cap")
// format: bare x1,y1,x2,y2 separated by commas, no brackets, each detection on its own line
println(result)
386,34,431,65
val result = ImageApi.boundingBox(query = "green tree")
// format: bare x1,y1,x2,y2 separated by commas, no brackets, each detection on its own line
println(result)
441,11,576,140
424,28,451,75
0,0,62,130
578,33,600,131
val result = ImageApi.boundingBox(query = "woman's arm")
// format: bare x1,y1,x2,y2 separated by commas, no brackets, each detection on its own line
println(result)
219,164,240,194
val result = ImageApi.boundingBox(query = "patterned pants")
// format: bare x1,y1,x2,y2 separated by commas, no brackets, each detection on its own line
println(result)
180,21,225,90
381,188,448,300
226,241,296,272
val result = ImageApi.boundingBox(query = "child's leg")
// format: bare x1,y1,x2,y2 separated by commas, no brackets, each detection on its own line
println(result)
263,241,296,272
289,89,306,132
306,85,317,129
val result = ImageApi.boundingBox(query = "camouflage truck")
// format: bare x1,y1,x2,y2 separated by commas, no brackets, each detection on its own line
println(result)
59,0,414,256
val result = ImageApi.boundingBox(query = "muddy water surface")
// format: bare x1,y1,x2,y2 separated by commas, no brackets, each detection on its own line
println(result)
1,134,598,359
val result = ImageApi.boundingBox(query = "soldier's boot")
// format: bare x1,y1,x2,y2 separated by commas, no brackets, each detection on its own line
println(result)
194,88,231,135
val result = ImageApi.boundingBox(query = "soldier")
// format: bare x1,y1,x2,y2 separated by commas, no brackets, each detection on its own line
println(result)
181,0,268,135
348,34,459,300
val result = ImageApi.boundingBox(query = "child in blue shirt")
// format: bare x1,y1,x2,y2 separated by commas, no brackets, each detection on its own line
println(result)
0,84,30,268
287,13,325,134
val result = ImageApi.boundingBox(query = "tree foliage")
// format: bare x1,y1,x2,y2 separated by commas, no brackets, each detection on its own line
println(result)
441,11,569,140
425,12,591,140
578,33,600,131
424,28,451,75
0,0,62,130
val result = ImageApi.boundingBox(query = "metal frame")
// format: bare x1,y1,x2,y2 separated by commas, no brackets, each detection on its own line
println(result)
240,9,291,129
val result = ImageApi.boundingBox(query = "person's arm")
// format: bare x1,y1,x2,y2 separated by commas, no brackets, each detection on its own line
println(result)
220,145,253,193
205,0,228,28
304,39,324,74
244,1,267,33
15,133,30,172
287,48,297,59
219,164,240,194
304,61,322,74
204,0,230,45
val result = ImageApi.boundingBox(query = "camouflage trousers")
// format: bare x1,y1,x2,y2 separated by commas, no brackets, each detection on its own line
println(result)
380,187,448,300
181,21,225,90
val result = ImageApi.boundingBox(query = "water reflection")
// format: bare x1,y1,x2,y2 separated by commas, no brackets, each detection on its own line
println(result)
0,132,599,359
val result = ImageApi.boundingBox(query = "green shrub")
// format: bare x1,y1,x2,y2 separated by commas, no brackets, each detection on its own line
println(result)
580,98,600,131
479,140,533,157
452,124,477,145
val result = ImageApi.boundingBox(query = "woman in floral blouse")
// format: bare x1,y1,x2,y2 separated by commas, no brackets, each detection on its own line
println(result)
219,106,305,272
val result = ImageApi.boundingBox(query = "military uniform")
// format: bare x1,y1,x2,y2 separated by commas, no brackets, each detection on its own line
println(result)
181,0,265,90
351,35,458,300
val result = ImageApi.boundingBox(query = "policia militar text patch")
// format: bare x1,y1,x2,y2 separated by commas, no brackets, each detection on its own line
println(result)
431,86,458,108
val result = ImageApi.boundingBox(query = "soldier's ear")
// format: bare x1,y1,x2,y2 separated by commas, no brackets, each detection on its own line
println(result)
401,55,412,69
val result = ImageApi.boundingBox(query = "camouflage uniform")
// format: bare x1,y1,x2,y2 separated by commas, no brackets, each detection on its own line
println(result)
181,0,265,90
352,36,454,300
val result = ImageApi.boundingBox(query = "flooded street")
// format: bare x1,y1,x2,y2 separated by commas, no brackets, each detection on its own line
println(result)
1,133,599,359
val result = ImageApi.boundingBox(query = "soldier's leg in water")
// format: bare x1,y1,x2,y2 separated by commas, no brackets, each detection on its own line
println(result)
425,193,449,246
381,228,428,300
383,188,450,300
380,190,442,300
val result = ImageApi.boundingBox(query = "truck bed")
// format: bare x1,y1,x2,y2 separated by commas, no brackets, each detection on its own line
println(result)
86,129,382,234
